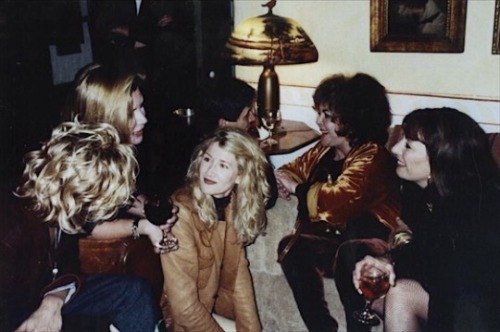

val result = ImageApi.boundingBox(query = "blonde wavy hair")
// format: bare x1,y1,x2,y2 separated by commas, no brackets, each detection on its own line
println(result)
15,122,137,234
64,63,145,144
184,128,271,245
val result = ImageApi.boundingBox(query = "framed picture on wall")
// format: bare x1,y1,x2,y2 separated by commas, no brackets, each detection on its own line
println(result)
493,0,500,54
370,0,467,52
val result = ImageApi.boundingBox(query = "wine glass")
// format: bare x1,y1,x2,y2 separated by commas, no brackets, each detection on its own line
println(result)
261,109,278,145
145,197,179,252
353,265,390,326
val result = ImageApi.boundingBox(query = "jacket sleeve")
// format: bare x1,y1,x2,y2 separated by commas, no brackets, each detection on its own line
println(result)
41,274,84,303
160,204,223,332
278,143,330,184
232,248,262,331
307,143,397,229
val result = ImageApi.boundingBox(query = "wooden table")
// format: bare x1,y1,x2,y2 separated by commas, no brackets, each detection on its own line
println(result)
260,119,320,155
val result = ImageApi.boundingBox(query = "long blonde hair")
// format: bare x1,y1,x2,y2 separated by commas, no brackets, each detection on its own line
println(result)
184,128,271,245
15,122,137,234
65,63,144,144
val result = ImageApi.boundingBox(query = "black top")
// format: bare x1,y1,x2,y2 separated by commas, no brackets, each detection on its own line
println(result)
213,195,231,221
394,181,500,331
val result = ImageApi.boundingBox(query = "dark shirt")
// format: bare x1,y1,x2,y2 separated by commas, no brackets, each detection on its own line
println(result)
295,148,343,221
0,192,84,330
394,180,500,331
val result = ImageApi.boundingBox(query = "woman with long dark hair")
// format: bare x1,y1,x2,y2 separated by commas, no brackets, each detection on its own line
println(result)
353,107,500,331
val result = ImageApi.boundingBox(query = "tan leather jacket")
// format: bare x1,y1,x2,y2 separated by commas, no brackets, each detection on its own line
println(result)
279,142,401,230
160,191,261,332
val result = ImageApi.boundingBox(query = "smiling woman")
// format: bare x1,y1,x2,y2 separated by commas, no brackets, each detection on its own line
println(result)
160,128,272,331
274,72,401,331
391,136,431,188
353,107,500,331
199,143,240,198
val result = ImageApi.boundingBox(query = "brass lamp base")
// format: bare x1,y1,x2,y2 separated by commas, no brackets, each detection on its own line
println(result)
257,64,285,135
257,64,280,117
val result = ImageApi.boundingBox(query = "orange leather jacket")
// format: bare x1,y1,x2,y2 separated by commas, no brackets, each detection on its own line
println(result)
160,191,261,332
279,142,401,231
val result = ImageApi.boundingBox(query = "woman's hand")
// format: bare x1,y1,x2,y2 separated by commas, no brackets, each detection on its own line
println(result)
353,255,396,294
274,171,297,200
388,217,413,249
126,194,147,218
15,295,64,332
159,204,179,233
141,205,179,254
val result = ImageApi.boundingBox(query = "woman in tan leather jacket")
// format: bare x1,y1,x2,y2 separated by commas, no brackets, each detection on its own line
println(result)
160,128,272,331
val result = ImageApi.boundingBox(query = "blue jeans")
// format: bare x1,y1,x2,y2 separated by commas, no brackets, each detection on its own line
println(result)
62,274,159,332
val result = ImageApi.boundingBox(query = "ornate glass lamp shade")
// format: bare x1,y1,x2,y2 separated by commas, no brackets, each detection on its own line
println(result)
224,2,318,129
225,13,318,65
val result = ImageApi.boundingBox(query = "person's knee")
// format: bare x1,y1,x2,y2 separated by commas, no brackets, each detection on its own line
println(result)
127,277,154,298
387,279,422,307
112,275,155,306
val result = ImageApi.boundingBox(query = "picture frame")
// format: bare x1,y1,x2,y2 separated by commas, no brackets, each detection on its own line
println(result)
370,0,467,53
493,0,500,54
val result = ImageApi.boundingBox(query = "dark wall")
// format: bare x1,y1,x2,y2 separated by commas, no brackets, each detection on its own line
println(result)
192,0,234,92
0,1,77,188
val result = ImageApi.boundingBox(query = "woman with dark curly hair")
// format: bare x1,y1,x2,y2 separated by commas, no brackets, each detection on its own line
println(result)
275,73,401,331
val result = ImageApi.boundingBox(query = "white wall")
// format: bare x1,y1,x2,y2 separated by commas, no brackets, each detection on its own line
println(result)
233,0,500,100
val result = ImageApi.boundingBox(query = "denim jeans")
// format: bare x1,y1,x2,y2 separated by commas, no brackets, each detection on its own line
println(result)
62,274,159,332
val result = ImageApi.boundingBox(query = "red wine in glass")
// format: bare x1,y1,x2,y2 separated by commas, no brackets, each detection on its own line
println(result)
353,266,390,326
145,196,178,252
358,274,390,302
145,197,173,226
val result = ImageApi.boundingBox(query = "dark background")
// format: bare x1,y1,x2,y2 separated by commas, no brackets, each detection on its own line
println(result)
0,0,234,190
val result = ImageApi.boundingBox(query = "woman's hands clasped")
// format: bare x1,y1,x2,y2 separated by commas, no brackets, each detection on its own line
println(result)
274,171,298,200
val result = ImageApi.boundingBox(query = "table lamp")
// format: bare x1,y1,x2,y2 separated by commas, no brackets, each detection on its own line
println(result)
224,0,318,126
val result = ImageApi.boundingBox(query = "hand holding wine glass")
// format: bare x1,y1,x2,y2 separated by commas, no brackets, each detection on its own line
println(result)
352,257,393,326
145,196,179,253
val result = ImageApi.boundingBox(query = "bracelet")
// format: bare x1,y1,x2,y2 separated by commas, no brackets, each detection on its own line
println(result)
132,217,141,240
392,231,412,248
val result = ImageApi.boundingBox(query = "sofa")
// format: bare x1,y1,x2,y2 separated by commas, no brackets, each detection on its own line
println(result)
79,128,500,331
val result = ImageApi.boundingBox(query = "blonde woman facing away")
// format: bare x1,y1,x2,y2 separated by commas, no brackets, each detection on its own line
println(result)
160,128,271,331
1,122,159,331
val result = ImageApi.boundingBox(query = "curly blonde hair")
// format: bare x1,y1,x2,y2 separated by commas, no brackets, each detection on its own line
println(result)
15,122,137,234
184,128,271,245
65,63,145,144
